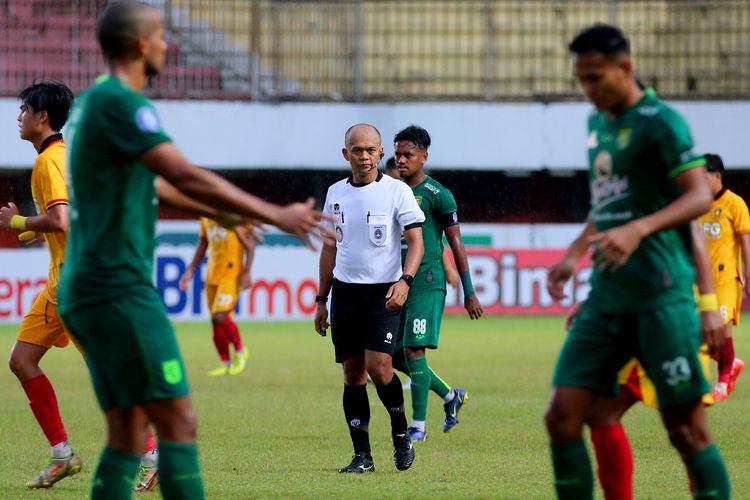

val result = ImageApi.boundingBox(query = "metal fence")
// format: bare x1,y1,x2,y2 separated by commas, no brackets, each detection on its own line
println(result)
1,0,749,101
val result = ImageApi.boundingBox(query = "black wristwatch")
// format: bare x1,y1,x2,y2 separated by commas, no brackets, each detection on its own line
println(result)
399,274,414,287
315,294,328,303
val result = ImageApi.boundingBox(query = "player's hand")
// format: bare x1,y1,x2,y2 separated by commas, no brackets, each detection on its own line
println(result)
565,301,584,331
385,280,409,310
547,259,576,301
700,309,725,356
0,202,20,228
178,268,194,291
588,221,645,272
314,303,329,336
464,294,483,320
19,231,44,246
240,270,252,290
273,198,336,250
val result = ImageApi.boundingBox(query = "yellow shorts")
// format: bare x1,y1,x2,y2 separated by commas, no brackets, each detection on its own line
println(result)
716,279,742,326
206,276,240,316
618,345,714,409
17,290,80,352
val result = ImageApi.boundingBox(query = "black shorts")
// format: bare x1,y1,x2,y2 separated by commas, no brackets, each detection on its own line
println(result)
330,279,401,363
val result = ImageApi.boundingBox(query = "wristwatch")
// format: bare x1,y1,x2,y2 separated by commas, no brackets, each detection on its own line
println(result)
315,294,328,303
400,274,414,287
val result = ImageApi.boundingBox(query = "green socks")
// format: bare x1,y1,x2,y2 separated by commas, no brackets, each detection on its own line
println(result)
159,441,206,500
406,356,430,421
91,446,141,500
685,444,730,499
429,367,451,399
550,440,593,500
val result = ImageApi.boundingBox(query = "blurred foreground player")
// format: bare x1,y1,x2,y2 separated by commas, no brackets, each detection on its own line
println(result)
544,24,729,499
59,2,329,498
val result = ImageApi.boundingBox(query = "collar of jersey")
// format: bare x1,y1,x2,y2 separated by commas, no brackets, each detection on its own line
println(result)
347,171,383,187
39,133,63,154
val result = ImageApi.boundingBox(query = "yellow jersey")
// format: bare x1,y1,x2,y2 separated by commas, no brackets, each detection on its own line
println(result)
31,137,68,303
699,189,750,286
200,217,244,285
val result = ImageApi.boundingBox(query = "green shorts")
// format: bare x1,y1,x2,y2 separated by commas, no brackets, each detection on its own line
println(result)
396,289,446,350
61,286,190,411
553,298,708,409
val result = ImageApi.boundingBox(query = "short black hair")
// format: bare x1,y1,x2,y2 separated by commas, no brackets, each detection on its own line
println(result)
384,156,396,170
394,125,431,150
705,153,725,174
569,24,630,58
97,1,156,61
18,81,74,131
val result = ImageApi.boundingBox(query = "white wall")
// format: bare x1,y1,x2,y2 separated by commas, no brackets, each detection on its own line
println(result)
1,99,747,170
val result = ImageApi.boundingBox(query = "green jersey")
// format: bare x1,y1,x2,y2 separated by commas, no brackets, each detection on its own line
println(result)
59,75,171,313
586,92,704,314
401,175,459,294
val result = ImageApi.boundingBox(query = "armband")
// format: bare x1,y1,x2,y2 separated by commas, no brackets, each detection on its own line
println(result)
10,215,27,230
697,293,719,312
459,270,475,297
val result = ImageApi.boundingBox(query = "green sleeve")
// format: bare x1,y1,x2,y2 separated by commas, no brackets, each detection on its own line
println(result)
654,108,703,178
102,90,171,158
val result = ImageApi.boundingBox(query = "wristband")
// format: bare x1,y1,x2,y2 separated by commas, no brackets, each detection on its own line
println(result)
315,294,328,303
18,231,36,241
459,270,475,297
10,215,27,230
697,293,719,312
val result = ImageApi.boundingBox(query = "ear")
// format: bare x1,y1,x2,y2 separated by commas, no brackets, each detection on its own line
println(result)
619,56,633,76
342,147,350,161
135,34,150,56
38,110,49,125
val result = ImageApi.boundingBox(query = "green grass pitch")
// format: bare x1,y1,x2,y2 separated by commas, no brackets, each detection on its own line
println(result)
1,316,749,498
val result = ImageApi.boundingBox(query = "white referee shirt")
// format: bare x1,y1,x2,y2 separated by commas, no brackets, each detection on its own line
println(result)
323,172,425,284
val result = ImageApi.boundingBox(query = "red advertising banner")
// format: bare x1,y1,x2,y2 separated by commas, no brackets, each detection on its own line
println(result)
444,248,592,315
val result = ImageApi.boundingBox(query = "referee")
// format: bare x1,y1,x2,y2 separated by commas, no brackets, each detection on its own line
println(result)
315,123,425,473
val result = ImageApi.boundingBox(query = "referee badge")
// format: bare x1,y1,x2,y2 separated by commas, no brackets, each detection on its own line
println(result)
335,225,343,242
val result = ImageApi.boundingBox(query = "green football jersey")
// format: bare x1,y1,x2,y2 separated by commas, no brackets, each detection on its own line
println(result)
401,175,459,294
586,92,705,314
59,75,171,313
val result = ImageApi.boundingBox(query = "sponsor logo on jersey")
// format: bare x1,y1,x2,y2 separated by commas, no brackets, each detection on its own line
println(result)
424,182,440,194
637,106,660,117
349,419,361,427
587,131,598,149
591,151,630,213
385,332,392,344
207,225,229,242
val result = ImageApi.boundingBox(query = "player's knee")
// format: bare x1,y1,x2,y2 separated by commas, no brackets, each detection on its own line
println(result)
666,421,710,455
544,405,583,442
211,312,228,324
8,352,34,379
343,365,367,385
168,406,198,441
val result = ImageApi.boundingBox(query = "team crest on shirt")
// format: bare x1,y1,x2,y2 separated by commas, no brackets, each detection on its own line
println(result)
415,195,423,205
715,208,722,217
332,203,341,215
374,227,384,240
617,129,632,150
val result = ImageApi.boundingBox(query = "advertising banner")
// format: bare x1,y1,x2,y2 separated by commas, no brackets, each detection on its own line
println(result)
0,245,592,323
